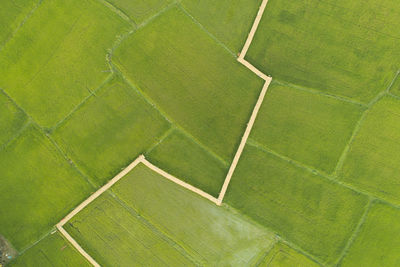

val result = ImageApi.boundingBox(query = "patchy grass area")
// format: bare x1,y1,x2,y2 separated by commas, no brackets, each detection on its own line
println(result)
0,0,37,46
9,232,90,267
225,145,368,264
246,0,400,103
180,0,261,53
339,96,400,205
0,91,28,147
106,0,174,24
52,76,169,185
258,242,321,267
0,125,93,250
114,6,263,163
146,128,228,197
0,0,130,127
250,81,365,174
65,164,275,266
341,202,400,267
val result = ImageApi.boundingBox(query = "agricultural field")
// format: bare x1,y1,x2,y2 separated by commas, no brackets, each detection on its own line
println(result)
63,164,275,266
1,0,400,266
246,0,400,103
9,232,90,267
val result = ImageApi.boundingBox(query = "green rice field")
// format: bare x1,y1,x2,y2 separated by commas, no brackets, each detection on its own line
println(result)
1,0,400,266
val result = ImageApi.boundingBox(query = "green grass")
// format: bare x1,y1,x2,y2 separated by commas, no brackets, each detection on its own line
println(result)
0,91,28,147
180,0,262,53
0,0,130,128
250,81,364,174
65,163,275,266
146,128,228,197
339,96,400,205
246,0,400,103
390,72,400,96
225,145,368,264
52,76,170,185
114,6,264,162
65,193,196,266
106,0,174,24
9,232,90,267
341,202,400,267
0,124,93,250
258,242,321,267
0,0,37,46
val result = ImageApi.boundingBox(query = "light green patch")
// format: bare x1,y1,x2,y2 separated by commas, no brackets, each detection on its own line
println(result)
390,71,400,96
106,0,174,24
52,76,170,185
146,128,228,197
246,0,400,102
64,193,196,266
339,96,400,205
341,202,400,267
225,145,368,264
65,163,274,265
180,0,262,53
0,0,130,127
114,6,263,162
250,81,365,174
258,242,321,267
0,0,37,46
9,232,90,267
0,91,28,147
0,125,93,250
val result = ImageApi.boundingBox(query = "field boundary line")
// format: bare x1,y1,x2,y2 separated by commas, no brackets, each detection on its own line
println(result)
238,0,269,60
217,78,271,204
57,154,220,266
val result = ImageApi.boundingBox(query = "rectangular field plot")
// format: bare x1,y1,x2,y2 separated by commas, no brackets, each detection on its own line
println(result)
225,145,368,264
106,0,174,24
0,0,37,46
52,76,170,185
10,232,90,267
64,163,274,266
146,128,228,197
0,91,28,147
250,81,364,174
341,202,400,267
246,0,400,103
181,0,262,53
0,125,93,250
113,6,264,163
0,0,130,127
339,96,400,205
258,242,321,267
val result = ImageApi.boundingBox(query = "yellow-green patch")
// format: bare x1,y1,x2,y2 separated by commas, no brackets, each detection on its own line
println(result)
225,145,368,264
339,96,400,205
0,125,93,250
0,0,130,127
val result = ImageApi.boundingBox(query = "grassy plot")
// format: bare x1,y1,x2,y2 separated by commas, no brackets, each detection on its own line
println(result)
0,125,93,250
0,91,28,147
0,0,37,46
114,6,263,162
65,164,275,266
180,0,262,53
9,232,90,267
65,193,196,266
258,242,321,267
53,76,170,186
250,81,365,174
341,202,400,267
106,0,174,24
0,0,130,127
146,128,228,197
225,145,368,264
246,0,400,103
339,96,400,205
390,72,400,96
